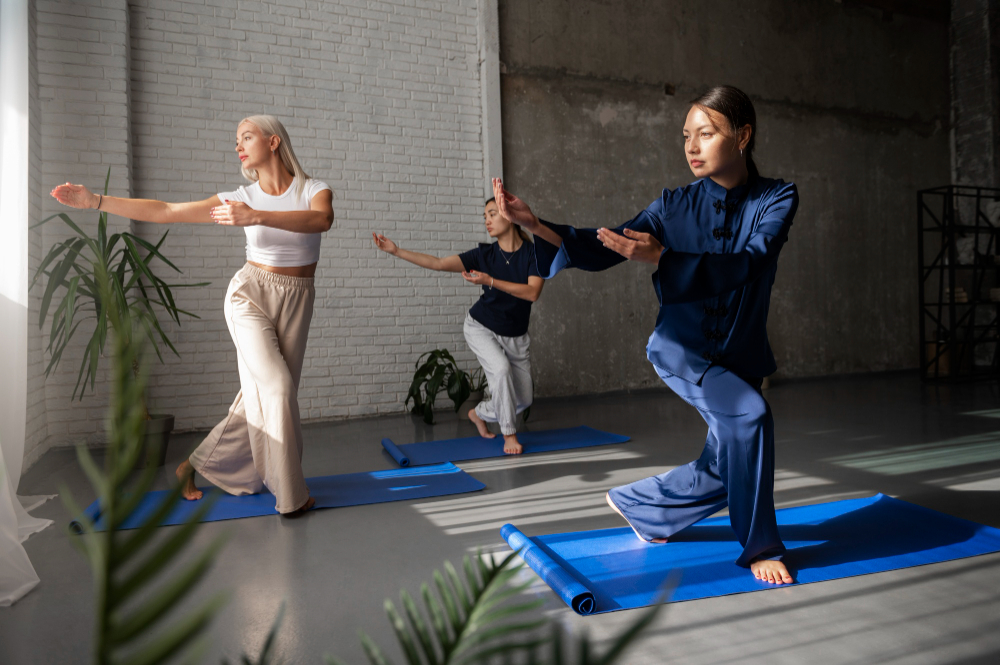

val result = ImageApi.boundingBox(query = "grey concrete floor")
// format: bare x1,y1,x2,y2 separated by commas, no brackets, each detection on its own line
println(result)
3,371,1000,664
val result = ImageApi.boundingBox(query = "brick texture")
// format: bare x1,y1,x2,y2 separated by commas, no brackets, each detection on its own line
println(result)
26,0,489,464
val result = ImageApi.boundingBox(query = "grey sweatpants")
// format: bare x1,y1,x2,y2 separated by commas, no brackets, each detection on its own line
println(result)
463,313,532,436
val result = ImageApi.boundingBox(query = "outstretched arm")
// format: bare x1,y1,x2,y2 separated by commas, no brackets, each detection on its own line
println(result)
51,182,220,224
491,177,663,277
372,233,465,272
462,272,544,302
601,183,799,304
213,189,334,234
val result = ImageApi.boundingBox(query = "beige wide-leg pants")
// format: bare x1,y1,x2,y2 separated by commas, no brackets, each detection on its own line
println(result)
189,263,314,514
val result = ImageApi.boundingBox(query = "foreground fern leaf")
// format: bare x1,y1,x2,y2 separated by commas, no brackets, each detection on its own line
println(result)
62,279,227,665
325,550,544,665
324,553,670,665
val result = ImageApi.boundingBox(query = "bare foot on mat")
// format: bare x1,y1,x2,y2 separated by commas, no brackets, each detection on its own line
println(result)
175,460,203,501
751,558,793,584
502,435,523,455
468,409,496,438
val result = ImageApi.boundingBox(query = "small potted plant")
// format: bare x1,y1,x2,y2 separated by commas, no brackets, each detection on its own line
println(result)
467,366,488,403
405,349,472,424
33,169,207,466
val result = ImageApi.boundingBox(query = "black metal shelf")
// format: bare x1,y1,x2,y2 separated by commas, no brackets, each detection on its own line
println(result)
921,225,1000,233
918,185,1000,380
923,265,1000,271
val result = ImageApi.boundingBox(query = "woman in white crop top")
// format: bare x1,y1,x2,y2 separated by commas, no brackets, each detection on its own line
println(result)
51,115,333,516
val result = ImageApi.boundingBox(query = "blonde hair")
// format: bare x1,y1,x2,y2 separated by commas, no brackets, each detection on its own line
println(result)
238,115,310,198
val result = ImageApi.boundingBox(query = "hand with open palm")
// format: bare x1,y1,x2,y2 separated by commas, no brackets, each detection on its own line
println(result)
492,178,539,233
51,182,99,210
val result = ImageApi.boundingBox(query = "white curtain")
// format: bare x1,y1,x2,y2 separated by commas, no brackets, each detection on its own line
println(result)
0,446,53,607
1,0,53,608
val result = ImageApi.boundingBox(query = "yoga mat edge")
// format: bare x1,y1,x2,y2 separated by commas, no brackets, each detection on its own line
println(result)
72,462,484,531
69,501,104,535
389,425,630,466
381,437,410,466
502,494,1000,614
501,523,596,615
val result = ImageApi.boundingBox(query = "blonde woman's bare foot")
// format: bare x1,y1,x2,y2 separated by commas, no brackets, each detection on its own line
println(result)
605,492,667,543
750,558,794,585
468,409,496,438
283,496,316,519
175,460,203,501
502,434,523,455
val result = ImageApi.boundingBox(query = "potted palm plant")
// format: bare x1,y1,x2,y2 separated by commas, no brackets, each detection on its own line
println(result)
405,349,472,424
33,169,207,467
467,365,487,403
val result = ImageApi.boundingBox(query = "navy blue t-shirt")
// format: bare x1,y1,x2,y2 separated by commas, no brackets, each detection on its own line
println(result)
459,241,540,337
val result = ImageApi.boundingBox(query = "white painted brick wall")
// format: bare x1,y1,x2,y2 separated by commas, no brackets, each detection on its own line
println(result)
27,0,491,462
26,0,134,465
25,0,49,471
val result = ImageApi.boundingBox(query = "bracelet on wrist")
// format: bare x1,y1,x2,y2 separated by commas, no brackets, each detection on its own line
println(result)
96,194,102,210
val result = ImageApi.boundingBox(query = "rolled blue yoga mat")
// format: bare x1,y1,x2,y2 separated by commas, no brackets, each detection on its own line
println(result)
501,494,1000,615
381,438,411,467
381,425,629,467
502,524,595,615
71,462,484,532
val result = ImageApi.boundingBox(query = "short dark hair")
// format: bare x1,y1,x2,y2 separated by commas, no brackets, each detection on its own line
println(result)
690,85,759,178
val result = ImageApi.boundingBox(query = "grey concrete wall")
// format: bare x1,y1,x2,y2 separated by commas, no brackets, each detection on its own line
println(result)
499,0,951,396
951,0,1000,187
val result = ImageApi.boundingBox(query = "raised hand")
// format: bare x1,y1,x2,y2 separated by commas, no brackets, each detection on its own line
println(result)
372,232,398,255
492,177,538,231
211,200,257,226
596,227,664,265
51,182,99,210
461,270,492,286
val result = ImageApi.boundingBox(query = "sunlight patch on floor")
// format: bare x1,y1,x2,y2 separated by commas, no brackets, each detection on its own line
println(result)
930,468,1000,492
824,432,1000,475
413,466,668,535
455,448,644,474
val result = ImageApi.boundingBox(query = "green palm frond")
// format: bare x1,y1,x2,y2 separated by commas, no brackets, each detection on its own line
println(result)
325,550,546,665
557,592,666,665
220,602,286,665
405,349,472,424
62,280,227,665
323,553,668,665
33,167,208,402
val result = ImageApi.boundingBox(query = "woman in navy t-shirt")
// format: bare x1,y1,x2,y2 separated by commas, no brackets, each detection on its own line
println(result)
373,198,544,454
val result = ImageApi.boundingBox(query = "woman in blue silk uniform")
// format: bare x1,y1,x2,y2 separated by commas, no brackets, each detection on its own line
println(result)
493,86,798,585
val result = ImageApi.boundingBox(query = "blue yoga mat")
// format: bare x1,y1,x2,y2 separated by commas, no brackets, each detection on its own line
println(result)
501,493,1000,615
72,462,484,532
381,426,629,467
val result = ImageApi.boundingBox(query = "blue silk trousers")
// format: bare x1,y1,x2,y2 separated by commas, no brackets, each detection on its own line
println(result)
607,364,785,567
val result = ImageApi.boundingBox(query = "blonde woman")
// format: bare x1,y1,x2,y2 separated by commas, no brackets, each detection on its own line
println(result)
51,115,334,516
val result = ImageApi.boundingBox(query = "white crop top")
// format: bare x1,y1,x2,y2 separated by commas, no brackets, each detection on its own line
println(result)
217,177,332,267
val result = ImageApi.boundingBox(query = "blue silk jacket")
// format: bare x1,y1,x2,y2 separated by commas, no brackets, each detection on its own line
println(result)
534,175,799,384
